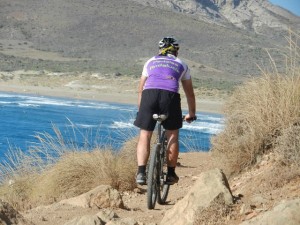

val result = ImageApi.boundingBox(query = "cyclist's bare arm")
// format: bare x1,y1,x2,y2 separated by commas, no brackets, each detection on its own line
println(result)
182,78,196,122
137,76,147,109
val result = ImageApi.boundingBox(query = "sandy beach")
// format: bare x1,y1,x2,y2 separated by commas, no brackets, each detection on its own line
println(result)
0,70,224,114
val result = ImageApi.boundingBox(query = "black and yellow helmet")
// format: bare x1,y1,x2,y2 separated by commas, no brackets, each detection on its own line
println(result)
158,37,179,55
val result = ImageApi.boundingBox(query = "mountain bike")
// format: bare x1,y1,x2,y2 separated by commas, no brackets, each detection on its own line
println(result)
147,114,197,209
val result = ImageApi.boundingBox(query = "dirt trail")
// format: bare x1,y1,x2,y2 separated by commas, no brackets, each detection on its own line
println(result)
21,151,300,225
22,152,213,225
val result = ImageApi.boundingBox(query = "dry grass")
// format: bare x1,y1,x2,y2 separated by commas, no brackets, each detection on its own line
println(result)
197,30,300,225
211,73,300,175
274,125,300,167
31,148,137,204
0,125,138,210
211,30,300,176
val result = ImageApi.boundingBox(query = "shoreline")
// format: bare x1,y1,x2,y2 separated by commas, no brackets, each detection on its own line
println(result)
0,72,224,114
0,87,224,115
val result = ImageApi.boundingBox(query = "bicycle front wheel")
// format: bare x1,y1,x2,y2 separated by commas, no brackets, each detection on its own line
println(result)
147,144,160,209
157,165,170,204
157,138,170,204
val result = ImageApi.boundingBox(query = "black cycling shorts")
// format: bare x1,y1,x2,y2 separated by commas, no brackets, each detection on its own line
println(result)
134,89,182,131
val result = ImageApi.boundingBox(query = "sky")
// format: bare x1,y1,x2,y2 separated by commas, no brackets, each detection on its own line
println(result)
269,0,300,16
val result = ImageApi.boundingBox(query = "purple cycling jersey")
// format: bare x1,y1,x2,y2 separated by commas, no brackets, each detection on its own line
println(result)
142,54,191,93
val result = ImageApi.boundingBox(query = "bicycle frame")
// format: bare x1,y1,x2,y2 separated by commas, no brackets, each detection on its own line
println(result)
155,116,166,148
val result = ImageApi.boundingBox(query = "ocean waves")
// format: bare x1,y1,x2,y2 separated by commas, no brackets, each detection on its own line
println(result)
0,92,224,156
182,121,224,134
0,93,135,111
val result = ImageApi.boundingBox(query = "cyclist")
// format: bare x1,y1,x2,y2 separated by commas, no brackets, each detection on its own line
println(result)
134,37,196,185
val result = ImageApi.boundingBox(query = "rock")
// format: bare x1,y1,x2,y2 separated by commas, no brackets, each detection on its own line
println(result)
96,209,119,223
160,168,233,225
114,72,122,77
0,200,35,225
250,194,268,206
240,204,252,215
60,185,124,209
63,215,105,225
106,217,140,225
240,198,300,225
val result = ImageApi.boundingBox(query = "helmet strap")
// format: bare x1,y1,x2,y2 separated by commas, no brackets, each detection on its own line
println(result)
159,46,178,56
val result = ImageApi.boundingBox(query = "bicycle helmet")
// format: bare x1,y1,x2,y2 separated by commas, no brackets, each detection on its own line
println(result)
158,37,179,56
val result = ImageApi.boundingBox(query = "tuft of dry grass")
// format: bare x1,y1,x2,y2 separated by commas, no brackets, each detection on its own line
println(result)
274,125,300,167
211,30,300,176
211,73,300,175
31,148,137,204
0,124,138,210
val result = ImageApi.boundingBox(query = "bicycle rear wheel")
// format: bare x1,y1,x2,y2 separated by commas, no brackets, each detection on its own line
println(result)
147,144,160,209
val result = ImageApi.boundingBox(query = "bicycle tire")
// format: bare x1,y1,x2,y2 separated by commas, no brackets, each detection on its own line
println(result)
157,167,170,204
147,144,160,209
157,136,170,204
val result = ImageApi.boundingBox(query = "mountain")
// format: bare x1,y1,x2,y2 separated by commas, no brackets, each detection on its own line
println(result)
0,0,299,90
131,0,300,35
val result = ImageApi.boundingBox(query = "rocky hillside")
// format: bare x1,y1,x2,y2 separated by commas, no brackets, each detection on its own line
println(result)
0,0,299,89
132,0,300,35
1,152,299,225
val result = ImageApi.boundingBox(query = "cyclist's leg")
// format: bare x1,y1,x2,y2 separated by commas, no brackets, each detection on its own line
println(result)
134,89,159,166
137,129,153,166
165,129,180,184
165,129,179,167
134,89,158,184
159,90,181,168
135,129,152,184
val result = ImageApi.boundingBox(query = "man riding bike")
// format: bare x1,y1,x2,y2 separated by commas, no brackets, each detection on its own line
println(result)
134,37,196,185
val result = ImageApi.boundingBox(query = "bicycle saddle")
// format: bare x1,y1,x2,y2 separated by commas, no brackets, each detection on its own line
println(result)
153,114,168,122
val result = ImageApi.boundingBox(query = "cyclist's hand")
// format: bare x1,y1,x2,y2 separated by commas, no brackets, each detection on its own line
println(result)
184,114,197,123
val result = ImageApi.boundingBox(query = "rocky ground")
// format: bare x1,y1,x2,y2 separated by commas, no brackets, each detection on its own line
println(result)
19,151,300,225
21,152,213,225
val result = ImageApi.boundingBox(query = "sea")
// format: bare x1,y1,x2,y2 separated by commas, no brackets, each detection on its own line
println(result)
0,92,224,160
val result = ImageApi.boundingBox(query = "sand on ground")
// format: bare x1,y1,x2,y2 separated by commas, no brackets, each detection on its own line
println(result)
0,70,224,114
